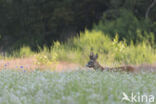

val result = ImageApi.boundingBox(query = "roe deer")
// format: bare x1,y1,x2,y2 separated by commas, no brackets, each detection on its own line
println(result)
86,52,136,72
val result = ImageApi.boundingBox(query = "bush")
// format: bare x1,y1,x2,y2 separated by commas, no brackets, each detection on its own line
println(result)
94,9,155,46
10,30,156,66
48,30,156,66
12,46,34,58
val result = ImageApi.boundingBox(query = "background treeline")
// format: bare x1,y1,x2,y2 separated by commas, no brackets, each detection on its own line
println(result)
0,0,156,52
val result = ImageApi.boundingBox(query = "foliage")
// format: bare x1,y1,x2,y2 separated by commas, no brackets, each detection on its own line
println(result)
67,30,156,65
35,54,51,66
12,30,156,66
0,0,156,51
12,46,34,58
94,9,156,45
0,0,108,51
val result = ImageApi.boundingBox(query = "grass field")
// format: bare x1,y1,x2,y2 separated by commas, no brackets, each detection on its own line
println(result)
0,30,156,104
0,69,155,104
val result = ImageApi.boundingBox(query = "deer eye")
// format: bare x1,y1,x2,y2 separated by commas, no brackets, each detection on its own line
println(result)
89,60,94,64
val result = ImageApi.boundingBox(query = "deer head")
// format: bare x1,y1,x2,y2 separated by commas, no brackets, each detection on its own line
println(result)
86,52,99,69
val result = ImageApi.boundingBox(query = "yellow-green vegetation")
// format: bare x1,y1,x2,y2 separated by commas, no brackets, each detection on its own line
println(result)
13,46,35,58
8,30,156,66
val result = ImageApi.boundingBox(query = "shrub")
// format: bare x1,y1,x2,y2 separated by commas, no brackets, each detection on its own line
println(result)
49,30,156,66
10,30,156,66
12,46,34,57
94,9,155,45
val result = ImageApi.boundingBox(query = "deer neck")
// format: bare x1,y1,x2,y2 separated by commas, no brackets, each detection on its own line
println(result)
94,62,104,71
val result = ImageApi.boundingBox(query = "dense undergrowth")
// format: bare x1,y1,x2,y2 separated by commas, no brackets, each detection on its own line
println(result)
2,30,156,67
94,9,156,46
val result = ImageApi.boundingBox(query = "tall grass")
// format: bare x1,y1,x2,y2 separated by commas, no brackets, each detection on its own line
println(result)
8,30,156,66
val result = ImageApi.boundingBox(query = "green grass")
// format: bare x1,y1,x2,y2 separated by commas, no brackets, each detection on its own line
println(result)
2,30,156,67
5,30,156,66
0,70,156,104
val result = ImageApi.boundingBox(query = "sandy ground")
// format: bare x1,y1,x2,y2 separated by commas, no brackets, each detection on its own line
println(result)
0,57,156,72
0,58,82,72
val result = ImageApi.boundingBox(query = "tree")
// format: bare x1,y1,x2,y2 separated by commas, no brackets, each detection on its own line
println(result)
145,0,156,19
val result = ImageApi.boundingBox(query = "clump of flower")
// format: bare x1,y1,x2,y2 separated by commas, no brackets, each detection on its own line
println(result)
35,54,52,65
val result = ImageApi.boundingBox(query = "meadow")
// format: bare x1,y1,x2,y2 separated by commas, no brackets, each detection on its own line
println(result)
0,30,156,104
0,1,155,103
0,70,156,104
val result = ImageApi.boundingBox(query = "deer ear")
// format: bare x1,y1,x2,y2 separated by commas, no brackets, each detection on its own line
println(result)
89,52,94,59
95,53,98,59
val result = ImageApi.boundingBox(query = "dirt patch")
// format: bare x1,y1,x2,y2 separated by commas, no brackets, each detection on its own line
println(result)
0,58,37,71
137,63,156,72
0,58,82,71
54,61,82,72
1,57,156,72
